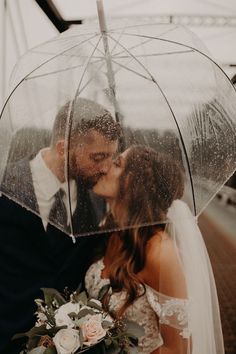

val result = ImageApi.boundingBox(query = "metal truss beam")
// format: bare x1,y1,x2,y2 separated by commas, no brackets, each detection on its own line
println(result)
66,14,236,28
34,0,82,33
173,14,236,27
129,14,236,27
34,0,236,32
231,74,236,85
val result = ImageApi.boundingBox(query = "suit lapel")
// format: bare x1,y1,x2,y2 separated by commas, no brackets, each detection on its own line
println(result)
1,157,39,213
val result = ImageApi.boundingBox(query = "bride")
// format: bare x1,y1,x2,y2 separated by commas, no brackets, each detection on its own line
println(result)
85,145,224,354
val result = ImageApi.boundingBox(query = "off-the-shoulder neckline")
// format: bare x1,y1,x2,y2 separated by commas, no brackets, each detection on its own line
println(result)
98,257,188,302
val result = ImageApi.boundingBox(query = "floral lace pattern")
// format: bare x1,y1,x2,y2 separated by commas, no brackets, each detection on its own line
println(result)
85,258,190,353
146,286,190,338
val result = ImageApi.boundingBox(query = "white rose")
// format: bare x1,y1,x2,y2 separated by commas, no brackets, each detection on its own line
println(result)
53,328,80,354
81,314,106,345
103,313,113,326
55,302,80,328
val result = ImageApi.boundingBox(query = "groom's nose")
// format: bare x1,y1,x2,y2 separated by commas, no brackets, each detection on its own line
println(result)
99,157,113,175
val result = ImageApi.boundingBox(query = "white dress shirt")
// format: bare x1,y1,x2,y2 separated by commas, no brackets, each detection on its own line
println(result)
30,149,77,230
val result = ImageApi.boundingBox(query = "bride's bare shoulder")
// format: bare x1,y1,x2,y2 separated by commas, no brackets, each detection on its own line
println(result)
146,231,175,262
143,231,187,296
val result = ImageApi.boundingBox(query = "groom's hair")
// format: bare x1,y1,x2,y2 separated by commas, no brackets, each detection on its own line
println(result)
51,98,122,147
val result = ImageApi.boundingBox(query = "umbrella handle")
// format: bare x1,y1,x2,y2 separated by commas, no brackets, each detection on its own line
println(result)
96,0,123,126
97,0,107,33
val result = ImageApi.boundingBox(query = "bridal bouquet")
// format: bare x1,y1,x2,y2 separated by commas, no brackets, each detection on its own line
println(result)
14,286,143,354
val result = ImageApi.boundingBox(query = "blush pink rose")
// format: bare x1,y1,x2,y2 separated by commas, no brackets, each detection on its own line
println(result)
81,314,106,345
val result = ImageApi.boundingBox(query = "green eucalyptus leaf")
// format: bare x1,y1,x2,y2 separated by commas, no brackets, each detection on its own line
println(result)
47,325,67,336
79,328,84,348
44,347,57,354
40,288,66,307
127,335,139,346
87,300,102,311
28,347,46,354
12,325,48,343
102,320,113,330
41,288,66,307
12,332,28,340
27,335,44,351
68,311,78,319
77,291,88,304
77,308,97,319
76,283,83,293
98,284,111,301
104,338,112,346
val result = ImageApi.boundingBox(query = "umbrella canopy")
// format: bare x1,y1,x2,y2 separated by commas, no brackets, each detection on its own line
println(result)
0,17,235,237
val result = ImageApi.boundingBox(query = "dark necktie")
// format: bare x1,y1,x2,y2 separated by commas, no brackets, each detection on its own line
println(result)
48,188,68,230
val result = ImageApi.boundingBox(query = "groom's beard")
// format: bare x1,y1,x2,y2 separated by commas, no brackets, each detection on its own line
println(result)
69,155,105,189
77,173,105,189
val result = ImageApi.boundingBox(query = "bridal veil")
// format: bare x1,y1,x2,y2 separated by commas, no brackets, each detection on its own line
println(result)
155,199,225,354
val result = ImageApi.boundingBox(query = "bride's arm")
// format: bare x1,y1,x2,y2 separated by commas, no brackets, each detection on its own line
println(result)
151,326,189,354
143,234,190,354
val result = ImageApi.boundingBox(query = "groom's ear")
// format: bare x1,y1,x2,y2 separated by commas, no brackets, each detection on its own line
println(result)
55,139,65,157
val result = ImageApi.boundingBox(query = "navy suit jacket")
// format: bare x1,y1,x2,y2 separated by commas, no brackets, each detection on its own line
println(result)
0,158,104,353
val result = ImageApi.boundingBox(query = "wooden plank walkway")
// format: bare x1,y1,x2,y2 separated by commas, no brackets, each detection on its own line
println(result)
199,212,236,354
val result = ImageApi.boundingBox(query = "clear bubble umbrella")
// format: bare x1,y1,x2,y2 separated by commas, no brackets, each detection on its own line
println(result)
0,2,234,353
0,0,235,238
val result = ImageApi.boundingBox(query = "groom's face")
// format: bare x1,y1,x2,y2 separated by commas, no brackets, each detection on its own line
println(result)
69,129,118,187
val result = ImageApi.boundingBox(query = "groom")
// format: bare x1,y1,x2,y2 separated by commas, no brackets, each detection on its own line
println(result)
0,98,121,353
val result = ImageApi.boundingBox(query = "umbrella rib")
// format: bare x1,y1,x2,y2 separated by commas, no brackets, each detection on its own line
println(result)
110,52,193,80
25,58,104,80
109,24,181,59
112,37,153,58
112,56,137,77
112,49,194,59
111,58,153,81
77,61,106,96
30,48,102,59
111,22,180,42
110,24,131,55
86,38,105,57
108,32,197,215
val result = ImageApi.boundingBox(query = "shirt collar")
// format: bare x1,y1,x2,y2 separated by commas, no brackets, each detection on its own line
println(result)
30,149,76,200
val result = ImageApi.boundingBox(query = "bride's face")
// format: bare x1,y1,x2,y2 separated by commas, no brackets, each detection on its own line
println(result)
93,149,129,199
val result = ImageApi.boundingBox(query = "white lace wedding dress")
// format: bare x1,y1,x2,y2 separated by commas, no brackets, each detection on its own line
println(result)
85,258,190,354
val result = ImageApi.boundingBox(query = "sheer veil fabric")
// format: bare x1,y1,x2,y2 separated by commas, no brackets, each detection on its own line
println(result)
162,200,224,354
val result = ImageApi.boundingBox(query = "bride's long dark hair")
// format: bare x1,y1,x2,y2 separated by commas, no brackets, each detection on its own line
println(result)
101,145,184,317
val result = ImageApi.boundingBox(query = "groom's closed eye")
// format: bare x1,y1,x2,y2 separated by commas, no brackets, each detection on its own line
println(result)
90,152,110,163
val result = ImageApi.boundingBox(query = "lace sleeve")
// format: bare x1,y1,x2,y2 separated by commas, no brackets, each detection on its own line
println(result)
146,285,191,338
